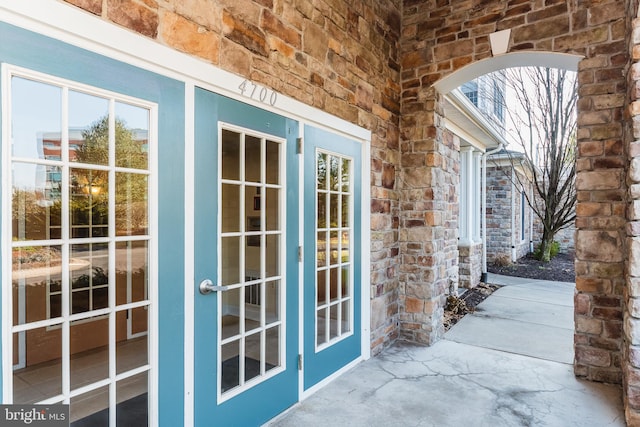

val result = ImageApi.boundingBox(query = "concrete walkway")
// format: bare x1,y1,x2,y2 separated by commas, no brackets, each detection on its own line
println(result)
269,274,625,427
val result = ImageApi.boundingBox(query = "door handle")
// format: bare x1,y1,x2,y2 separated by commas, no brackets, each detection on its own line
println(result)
199,279,230,294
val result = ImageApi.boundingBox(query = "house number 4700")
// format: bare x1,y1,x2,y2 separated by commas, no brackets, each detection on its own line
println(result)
238,80,278,106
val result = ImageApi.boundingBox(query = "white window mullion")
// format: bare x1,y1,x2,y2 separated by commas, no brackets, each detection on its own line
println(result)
60,87,71,404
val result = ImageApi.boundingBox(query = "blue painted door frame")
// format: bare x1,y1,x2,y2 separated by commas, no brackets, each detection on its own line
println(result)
193,88,300,426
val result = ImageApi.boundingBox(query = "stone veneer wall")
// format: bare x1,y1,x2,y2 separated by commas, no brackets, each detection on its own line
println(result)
486,165,533,263
625,2,640,424
61,0,404,356
401,0,631,422
485,166,511,262
458,243,481,289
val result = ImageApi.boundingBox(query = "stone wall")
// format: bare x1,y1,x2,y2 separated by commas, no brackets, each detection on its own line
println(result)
459,243,482,289
625,2,640,424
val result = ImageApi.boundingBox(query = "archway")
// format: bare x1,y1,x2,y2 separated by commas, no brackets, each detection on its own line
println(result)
398,0,631,421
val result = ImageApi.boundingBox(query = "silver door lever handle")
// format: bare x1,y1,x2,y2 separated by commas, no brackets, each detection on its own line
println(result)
199,279,230,294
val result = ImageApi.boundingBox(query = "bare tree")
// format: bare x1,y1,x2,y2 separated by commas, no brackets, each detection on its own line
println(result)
486,67,578,262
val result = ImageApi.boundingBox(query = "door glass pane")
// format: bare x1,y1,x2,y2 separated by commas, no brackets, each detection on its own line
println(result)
115,101,149,170
70,316,109,390
116,372,148,427
244,332,262,382
221,129,240,180
330,267,339,302
265,235,280,276
12,327,62,403
11,77,62,160
316,152,327,189
221,184,240,233
115,172,148,236
317,192,327,228
316,308,327,346
70,243,109,315
341,159,351,191
317,231,327,267
329,156,339,190
12,245,63,325
329,193,339,228
265,188,279,231
265,326,279,373
341,301,351,334
12,163,63,241
115,241,148,305
116,310,148,374
69,90,109,166
70,168,109,238
244,283,261,333
317,270,327,305
330,304,339,339
222,288,241,340
265,280,280,325
265,140,279,184
70,385,109,426
221,237,240,286
221,341,240,393
245,135,261,182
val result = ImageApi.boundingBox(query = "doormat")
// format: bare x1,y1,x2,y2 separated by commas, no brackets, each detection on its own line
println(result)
71,393,147,427
222,356,275,392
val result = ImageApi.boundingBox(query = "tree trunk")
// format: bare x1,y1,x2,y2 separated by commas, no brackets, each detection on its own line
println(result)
537,228,555,262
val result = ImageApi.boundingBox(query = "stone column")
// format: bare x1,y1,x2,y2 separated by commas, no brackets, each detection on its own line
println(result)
398,88,460,344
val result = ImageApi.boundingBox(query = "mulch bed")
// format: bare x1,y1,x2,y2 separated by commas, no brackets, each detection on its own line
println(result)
443,283,500,331
444,251,575,331
487,251,575,283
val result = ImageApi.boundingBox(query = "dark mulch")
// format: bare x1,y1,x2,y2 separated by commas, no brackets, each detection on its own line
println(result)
487,251,576,283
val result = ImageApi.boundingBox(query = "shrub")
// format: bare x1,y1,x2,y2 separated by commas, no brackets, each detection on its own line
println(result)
533,240,561,260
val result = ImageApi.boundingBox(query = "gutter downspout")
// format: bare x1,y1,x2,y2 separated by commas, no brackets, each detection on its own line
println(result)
511,178,517,262
481,143,505,283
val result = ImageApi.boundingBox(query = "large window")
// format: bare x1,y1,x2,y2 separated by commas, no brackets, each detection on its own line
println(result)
6,69,154,425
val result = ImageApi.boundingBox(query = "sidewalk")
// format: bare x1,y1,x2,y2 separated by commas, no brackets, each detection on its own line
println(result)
269,274,625,426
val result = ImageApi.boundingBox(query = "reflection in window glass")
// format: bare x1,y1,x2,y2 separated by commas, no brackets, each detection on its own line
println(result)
315,151,353,348
8,73,152,425
11,77,62,160
12,163,62,241
115,101,149,169
69,90,109,165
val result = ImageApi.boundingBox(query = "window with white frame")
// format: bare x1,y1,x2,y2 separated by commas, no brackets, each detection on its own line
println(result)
5,68,153,425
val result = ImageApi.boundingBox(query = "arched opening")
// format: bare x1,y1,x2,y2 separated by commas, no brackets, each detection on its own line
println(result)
439,56,580,367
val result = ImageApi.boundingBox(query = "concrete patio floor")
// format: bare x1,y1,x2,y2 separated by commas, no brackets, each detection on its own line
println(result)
269,274,625,427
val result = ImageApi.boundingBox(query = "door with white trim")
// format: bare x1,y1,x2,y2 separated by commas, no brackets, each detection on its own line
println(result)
194,89,299,425
3,67,154,426
1,21,187,426
303,125,362,390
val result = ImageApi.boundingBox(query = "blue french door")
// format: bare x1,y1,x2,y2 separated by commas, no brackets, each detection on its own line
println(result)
193,89,299,425
1,22,185,426
303,125,362,390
